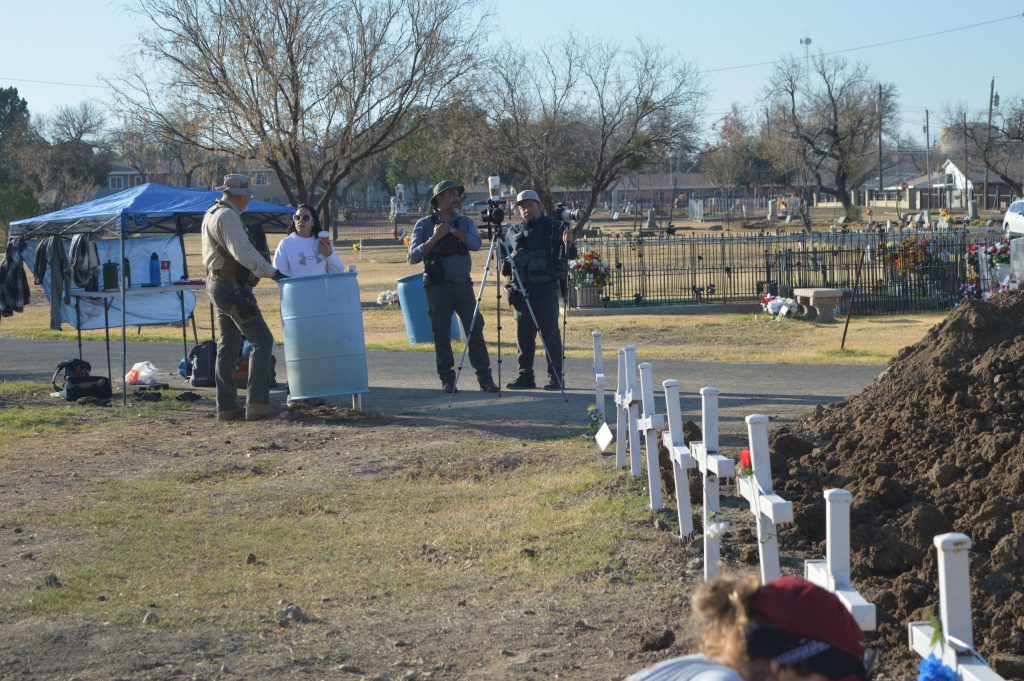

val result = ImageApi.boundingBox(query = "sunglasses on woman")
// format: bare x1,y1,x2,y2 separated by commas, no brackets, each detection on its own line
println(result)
293,214,313,221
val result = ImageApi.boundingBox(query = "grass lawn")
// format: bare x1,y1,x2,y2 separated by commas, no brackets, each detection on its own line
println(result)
0,235,946,364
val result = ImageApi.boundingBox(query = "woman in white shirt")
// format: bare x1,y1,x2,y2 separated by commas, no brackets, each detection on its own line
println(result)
273,204,345,277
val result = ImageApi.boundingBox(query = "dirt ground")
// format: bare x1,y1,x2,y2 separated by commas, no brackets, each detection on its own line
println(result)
0,382,939,681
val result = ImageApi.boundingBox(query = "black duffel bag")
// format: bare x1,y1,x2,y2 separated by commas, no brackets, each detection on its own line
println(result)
65,375,112,401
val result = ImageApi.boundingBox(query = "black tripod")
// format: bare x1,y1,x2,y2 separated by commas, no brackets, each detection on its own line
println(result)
449,205,568,402
447,217,506,405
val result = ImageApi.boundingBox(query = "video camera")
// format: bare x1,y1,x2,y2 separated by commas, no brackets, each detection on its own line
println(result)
479,175,506,232
552,203,582,223
480,199,505,226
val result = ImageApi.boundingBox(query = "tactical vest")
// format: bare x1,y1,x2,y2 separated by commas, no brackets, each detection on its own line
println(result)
509,219,567,286
207,201,260,286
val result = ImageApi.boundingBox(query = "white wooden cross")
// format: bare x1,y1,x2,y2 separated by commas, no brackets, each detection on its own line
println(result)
689,387,735,580
909,533,1006,681
637,362,666,510
804,489,876,631
660,379,695,538
592,331,608,423
614,346,642,475
736,414,793,584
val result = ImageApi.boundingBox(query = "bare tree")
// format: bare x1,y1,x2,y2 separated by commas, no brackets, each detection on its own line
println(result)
702,105,780,195
765,55,898,217
20,102,111,211
568,41,703,231
481,43,581,211
111,0,485,222
944,98,1024,197
481,39,704,232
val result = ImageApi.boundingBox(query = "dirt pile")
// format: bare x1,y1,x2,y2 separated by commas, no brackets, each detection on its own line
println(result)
771,291,1024,677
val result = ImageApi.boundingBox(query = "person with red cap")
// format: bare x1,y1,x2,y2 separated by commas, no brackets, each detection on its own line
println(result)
625,574,868,681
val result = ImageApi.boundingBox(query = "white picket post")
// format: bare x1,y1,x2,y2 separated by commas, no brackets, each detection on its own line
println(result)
689,387,734,580
593,331,607,421
661,379,695,537
908,533,1005,681
804,489,876,631
701,386,719,453
637,363,665,510
737,414,792,584
614,348,628,469
622,346,642,476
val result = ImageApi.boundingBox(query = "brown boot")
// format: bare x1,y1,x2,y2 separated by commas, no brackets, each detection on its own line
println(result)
245,403,287,421
216,406,245,421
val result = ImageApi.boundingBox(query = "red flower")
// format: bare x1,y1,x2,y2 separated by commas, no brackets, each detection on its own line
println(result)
738,449,751,469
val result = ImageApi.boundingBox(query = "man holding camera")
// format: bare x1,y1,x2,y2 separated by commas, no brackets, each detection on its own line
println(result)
504,190,575,391
408,180,499,394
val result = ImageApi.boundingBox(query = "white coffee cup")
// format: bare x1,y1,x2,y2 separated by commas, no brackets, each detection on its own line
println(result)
318,231,329,239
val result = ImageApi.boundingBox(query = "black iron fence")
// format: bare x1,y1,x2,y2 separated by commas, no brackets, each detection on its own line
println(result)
574,228,1005,314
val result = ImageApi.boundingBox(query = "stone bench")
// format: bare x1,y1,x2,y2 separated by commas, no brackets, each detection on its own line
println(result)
792,288,849,324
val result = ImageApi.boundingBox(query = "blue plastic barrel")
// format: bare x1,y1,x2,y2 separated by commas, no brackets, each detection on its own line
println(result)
395,273,461,344
278,272,368,400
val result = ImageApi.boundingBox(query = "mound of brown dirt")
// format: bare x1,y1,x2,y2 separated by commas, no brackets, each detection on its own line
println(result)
771,291,1024,675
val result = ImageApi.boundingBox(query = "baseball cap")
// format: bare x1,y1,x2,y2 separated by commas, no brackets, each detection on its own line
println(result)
748,576,867,680
516,189,541,205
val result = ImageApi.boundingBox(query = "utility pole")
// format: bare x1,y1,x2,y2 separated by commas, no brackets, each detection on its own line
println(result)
877,83,883,206
983,77,996,212
924,110,932,212
963,112,969,211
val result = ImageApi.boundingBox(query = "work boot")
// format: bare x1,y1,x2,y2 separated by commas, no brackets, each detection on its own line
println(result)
543,376,564,391
216,405,245,421
479,378,499,393
441,380,458,394
245,402,287,421
505,374,536,390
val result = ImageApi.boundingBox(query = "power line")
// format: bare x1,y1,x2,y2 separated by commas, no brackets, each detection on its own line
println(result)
699,12,1023,75
0,75,105,89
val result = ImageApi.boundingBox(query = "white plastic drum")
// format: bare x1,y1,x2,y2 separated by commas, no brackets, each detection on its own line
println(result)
278,272,368,400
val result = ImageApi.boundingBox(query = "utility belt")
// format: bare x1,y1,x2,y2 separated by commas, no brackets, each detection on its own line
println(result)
208,254,258,286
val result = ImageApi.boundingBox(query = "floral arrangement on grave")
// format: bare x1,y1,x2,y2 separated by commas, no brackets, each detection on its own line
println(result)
876,235,935,276
376,289,399,307
959,279,982,300
984,238,1010,266
759,295,796,316
568,250,612,289
585,405,604,438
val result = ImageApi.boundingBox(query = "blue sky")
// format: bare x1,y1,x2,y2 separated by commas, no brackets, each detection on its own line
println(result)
2,0,1022,142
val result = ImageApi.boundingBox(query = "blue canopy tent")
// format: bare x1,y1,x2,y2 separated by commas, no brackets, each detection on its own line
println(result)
9,183,293,401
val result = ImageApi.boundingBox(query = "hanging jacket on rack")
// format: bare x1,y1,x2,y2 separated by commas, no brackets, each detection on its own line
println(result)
33,235,72,329
0,237,31,319
69,233,100,289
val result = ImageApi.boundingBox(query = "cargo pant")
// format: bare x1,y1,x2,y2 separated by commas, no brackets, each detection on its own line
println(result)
207,279,275,410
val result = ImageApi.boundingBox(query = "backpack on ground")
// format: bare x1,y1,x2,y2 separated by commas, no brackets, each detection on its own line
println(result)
65,375,112,401
52,358,92,392
187,341,217,387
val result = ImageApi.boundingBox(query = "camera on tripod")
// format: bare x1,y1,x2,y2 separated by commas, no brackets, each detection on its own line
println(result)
480,199,505,226
479,175,506,228
552,203,582,223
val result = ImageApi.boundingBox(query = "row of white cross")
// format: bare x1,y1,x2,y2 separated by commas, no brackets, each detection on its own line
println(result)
590,331,1005,681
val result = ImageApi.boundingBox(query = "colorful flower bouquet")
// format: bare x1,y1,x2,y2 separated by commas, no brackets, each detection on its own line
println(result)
376,289,399,307
760,295,796,316
568,250,612,288
984,239,1010,266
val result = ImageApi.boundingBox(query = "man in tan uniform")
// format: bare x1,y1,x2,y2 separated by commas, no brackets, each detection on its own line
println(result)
201,173,284,421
